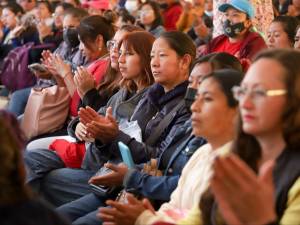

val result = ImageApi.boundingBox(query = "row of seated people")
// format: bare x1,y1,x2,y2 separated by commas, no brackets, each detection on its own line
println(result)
2,47,300,225
0,0,300,225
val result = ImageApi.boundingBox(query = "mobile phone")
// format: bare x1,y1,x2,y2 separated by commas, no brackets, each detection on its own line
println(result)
28,63,48,73
118,142,135,169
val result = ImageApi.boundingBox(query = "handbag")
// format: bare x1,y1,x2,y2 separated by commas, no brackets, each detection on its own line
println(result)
21,85,70,139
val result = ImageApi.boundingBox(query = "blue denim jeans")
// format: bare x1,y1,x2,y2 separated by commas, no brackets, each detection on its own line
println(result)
24,148,94,206
56,193,106,225
8,87,32,116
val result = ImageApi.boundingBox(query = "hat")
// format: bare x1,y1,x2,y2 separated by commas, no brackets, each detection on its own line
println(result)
218,0,255,18
86,0,110,10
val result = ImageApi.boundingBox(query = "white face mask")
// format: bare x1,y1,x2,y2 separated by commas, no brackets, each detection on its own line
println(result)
125,0,138,13
205,10,213,17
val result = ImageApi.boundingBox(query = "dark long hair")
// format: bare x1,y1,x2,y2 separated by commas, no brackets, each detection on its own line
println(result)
0,110,30,205
78,15,115,51
200,49,300,224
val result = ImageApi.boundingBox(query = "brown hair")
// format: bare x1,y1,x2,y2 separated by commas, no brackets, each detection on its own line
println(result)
200,49,300,224
97,25,144,97
119,31,155,92
0,111,31,205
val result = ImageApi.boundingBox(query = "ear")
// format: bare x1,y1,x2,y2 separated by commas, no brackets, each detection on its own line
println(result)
244,19,252,29
96,34,104,49
180,54,192,72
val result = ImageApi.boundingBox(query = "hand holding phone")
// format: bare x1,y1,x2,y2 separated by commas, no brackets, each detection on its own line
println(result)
118,142,135,169
28,63,48,73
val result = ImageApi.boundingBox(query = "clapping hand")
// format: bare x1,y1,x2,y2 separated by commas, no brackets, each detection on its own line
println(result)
98,194,155,225
81,107,119,143
88,163,128,186
74,66,96,98
211,154,277,225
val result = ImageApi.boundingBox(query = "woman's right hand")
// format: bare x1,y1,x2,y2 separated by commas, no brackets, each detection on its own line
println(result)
211,155,277,225
75,122,94,142
74,66,96,98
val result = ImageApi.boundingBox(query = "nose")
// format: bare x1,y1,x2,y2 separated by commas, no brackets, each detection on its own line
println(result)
191,96,202,113
189,76,200,89
151,54,159,69
79,41,84,51
118,52,125,64
295,39,300,50
239,92,254,110
268,34,274,44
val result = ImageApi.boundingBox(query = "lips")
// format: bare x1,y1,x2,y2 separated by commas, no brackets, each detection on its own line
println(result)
242,114,255,122
119,66,127,72
152,71,161,76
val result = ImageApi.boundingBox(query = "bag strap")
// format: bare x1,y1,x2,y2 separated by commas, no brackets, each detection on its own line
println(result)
146,99,185,146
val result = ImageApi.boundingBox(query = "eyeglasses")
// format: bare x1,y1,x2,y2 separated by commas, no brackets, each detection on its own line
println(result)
107,40,118,51
232,86,287,102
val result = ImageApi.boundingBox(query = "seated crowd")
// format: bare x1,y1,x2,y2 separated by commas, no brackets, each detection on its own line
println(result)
0,0,300,225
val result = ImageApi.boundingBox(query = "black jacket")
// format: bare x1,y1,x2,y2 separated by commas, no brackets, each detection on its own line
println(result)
95,81,191,166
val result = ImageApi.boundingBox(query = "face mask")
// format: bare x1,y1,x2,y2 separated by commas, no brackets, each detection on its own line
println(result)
184,87,198,110
63,28,79,48
223,19,246,38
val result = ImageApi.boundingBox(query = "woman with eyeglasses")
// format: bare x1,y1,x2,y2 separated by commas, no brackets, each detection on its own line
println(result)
98,69,243,225
175,49,300,225
25,31,155,208
203,49,300,225
137,0,165,38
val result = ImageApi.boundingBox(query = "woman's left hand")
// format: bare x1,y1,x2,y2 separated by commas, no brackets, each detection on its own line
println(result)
98,194,155,225
88,163,128,186
211,154,277,225
85,107,119,143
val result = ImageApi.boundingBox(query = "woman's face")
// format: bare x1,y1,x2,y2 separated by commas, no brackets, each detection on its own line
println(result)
191,77,236,139
267,22,292,49
188,62,212,89
79,35,102,61
1,8,18,29
294,27,300,49
109,30,128,70
53,5,64,29
151,37,189,91
224,8,248,25
239,58,287,137
118,43,142,81
140,4,155,26
36,3,52,20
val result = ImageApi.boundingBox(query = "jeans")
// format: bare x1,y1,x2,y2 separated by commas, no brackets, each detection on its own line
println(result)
8,87,32,116
24,148,94,206
57,193,107,225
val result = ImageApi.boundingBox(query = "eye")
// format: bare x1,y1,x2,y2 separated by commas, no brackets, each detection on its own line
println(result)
203,96,213,102
253,89,266,97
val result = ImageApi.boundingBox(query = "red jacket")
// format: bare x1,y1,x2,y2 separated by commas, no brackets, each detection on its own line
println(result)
204,31,267,61
163,3,182,31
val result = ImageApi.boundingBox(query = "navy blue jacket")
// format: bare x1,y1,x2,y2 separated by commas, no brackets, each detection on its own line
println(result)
95,81,191,165
123,120,206,202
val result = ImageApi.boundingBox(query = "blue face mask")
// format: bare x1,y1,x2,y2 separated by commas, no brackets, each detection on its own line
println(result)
223,19,246,38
